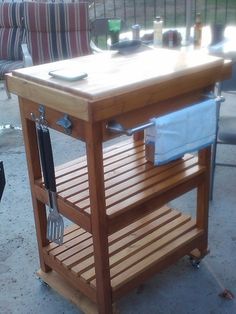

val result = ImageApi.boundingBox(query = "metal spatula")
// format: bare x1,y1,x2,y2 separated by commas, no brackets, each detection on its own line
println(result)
36,122,64,245
41,125,64,245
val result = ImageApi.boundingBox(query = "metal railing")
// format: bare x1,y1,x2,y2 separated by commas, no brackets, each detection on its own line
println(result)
4,0,236,28
89,0,236,29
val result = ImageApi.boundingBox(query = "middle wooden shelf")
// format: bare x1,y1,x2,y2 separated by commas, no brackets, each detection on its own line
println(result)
34,138,205,234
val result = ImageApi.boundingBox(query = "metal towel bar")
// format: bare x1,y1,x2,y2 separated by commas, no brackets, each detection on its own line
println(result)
106,95,225,136
106,120,155,136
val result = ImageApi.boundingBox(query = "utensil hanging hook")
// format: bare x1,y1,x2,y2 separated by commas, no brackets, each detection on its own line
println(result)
30,104,48,126
38,105,46,125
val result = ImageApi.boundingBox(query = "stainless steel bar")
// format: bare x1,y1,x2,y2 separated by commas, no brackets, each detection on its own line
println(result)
106,120,154,136
107,96,224,136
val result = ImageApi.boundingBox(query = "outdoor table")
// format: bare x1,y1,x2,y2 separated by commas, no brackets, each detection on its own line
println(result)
7,48,231,313
110,25,236,62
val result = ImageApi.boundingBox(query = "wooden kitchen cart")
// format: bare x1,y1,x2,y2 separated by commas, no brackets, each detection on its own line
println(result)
7,49,231,313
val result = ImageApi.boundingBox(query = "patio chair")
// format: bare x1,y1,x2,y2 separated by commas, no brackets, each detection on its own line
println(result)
22,2,92,66
210,63,236,199
90,17,127,49
0,2,24,98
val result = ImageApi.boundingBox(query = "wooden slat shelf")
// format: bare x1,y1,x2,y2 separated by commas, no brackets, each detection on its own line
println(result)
34,139,204,233
43,205,203,302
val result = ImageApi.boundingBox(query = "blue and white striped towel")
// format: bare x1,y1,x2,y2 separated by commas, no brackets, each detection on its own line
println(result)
145,99,217,165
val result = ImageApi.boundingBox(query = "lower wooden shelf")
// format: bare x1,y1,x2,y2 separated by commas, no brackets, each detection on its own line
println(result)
42,205,204,304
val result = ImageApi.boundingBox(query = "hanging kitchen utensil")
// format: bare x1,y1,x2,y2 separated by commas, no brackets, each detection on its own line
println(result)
36,123,49,192
35,119,64,245
41,125,64,245
0,161,6,202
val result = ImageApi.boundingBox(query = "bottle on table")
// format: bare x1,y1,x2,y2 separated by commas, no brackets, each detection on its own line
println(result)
131,24,141,40
108,19,121,45
168,30,174,48
153,16,163,47
194,13,202,47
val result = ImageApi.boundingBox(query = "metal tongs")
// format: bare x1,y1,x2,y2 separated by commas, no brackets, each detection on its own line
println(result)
36,119,64,245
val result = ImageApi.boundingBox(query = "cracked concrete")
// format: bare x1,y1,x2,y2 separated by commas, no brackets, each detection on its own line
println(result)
0,82,236,314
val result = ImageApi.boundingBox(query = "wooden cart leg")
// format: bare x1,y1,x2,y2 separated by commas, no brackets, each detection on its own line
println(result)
19,98,51,272
196,147,211,257
85,122,113,314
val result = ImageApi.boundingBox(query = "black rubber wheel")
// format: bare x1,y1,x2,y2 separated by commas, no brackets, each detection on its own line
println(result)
189,256,201,269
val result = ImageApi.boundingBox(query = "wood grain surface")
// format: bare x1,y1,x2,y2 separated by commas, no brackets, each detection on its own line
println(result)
7,49,230,121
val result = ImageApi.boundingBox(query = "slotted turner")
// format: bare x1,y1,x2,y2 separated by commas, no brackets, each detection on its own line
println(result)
36,123,64,244
42,125,64,244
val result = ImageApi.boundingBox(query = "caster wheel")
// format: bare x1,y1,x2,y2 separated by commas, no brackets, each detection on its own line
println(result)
189,256,201,269
38,277,49,287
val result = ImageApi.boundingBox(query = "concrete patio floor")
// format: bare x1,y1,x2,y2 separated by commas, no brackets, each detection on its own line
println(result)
0,81,236,314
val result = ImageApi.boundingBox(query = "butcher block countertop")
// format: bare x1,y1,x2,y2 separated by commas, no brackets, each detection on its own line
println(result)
7,49,231,121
